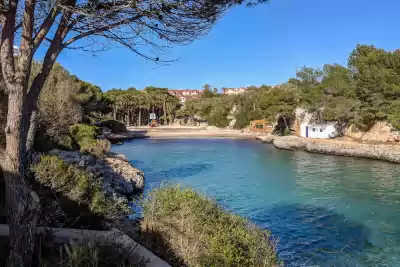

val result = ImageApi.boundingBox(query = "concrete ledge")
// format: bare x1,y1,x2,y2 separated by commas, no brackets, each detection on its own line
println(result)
0,225,170,267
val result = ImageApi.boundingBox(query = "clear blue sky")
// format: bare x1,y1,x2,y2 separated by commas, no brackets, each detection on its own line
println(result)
42,0,400,91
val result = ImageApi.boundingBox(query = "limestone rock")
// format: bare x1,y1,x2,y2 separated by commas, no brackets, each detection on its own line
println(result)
256,134,275,144
272,136,400,163
47,149,144,197
344,122,400,143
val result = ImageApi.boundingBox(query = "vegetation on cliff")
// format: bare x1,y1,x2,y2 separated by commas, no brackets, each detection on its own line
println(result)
33,155,130,220
180,45,400,132
141,185,279,267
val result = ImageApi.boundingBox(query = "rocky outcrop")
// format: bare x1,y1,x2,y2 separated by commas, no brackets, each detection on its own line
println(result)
272,136,400,163
255,134,275,144
344,122,400,143
99,127,135,144
46,149,144,196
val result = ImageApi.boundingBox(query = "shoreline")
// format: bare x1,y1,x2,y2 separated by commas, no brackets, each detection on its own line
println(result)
127,126,400,164
127,126,258,140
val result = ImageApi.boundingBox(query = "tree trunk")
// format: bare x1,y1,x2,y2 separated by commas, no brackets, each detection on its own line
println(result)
138,109,142,127
126,110,130,126
1,89,40,267
113,106,117,120
25,110,37,152
163,101,167,126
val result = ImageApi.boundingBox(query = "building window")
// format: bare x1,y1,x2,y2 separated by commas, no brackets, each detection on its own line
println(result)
256,124,264,129
312,128,316,132
320,129,323,132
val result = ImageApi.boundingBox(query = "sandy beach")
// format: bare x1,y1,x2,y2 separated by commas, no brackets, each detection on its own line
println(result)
127,126,258,139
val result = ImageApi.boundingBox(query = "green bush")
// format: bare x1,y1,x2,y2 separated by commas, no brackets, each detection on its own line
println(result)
58,135,75,150
79,137,111,156
100,120,127,134
69,124,98,143
141,185,279,267
33,155,129,219
283,127,292,136
69,124,110,156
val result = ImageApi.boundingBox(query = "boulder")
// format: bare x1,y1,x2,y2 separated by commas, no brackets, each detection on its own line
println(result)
344,122,400,143
47,149,144,197
256,134,275,144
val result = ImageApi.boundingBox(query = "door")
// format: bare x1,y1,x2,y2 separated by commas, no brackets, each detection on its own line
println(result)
306,126,309,137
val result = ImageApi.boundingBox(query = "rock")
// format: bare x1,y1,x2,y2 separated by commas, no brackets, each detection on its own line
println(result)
271,136,400,163
256,134,275,143
344,122,400,143
47,149,144,197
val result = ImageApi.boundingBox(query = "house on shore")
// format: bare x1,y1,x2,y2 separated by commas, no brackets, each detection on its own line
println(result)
249,120,274,133
299,122,339,138
295,108,339,139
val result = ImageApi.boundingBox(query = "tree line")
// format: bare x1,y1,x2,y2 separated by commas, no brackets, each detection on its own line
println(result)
104,86,180,127
181,45,400,132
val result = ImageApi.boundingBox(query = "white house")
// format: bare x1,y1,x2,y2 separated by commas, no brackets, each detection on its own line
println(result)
295,108,339,139
299,122,339,139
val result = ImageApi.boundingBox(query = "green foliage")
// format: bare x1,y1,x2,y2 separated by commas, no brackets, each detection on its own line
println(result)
69,124,98,143
33,155,129,219
283,127,291,136
142,185,279,267
79,138,111,156
69,124,110,156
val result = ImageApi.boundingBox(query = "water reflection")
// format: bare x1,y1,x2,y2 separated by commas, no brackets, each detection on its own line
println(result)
113,139,400,267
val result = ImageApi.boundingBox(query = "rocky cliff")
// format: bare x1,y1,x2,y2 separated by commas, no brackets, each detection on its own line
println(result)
44,149,144,197
344,122,400,143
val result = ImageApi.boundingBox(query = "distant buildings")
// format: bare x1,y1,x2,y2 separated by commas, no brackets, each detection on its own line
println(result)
223,87,248,95
168,89,203,103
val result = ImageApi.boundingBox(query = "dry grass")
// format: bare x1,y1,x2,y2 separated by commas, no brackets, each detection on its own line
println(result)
141,185,280,267
37,239,146,267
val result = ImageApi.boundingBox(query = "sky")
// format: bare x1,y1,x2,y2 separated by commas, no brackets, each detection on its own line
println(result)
37,0,400,91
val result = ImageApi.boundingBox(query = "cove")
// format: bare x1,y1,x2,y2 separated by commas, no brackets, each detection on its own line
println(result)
112,138,400,267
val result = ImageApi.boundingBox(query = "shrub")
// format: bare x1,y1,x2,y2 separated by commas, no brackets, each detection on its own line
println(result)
58,135,75,150
141,185,279,267
69,124,98,143
33,155,129,219
100,120,127,134
283,127,292,136
79,138,111,156
69,124,110,156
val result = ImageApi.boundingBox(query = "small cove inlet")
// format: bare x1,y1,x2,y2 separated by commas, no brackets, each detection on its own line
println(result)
112,138,400,267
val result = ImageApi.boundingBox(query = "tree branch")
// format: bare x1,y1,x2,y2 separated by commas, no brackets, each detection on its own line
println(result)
32,5,60,52
62,14,142,48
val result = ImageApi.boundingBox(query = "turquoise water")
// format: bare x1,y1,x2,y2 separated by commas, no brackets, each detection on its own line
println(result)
112,139,400,267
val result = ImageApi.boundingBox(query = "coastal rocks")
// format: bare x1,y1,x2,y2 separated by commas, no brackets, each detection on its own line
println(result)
344,122,400,143
273,136,307,150
271,136,400,163
255,134,275,143
46,149,144,196
99,129,135,144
